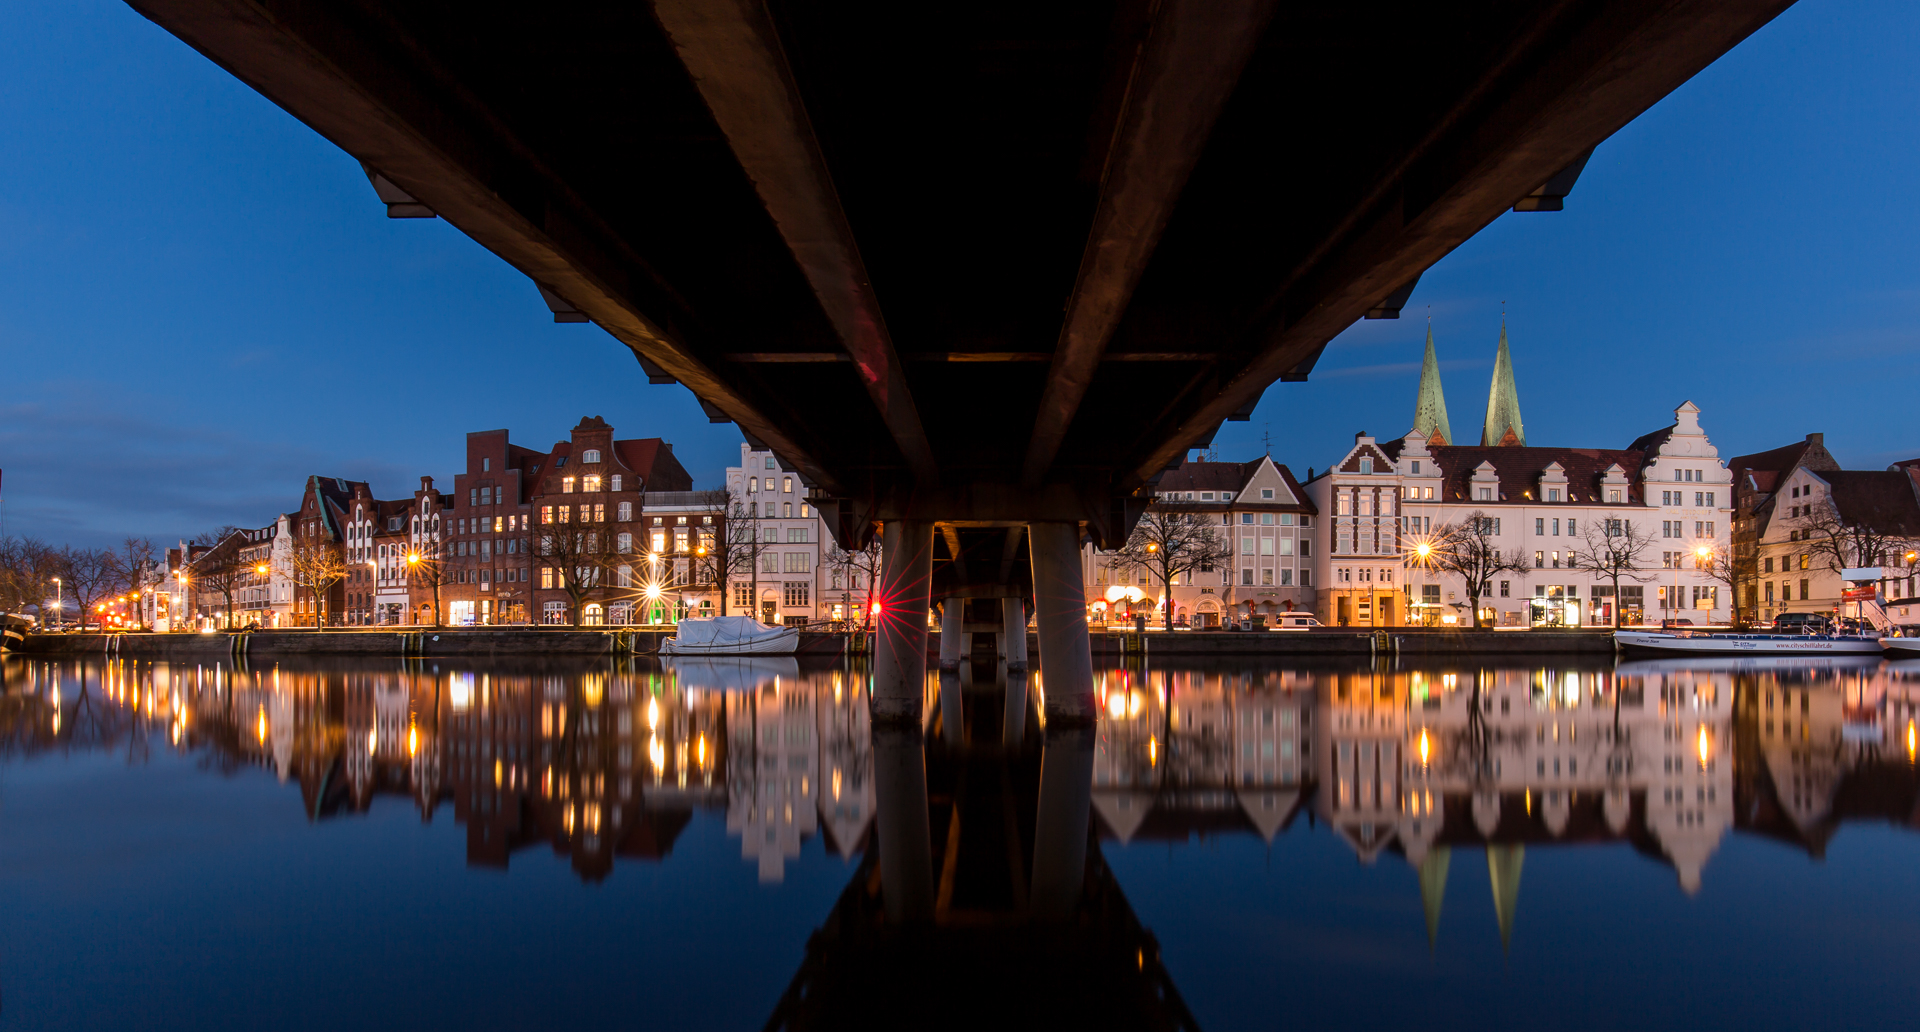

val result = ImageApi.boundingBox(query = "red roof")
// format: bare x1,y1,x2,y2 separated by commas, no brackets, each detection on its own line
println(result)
1428,445,1644,506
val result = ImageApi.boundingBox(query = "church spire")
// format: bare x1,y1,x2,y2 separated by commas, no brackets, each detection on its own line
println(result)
1412,322,1452,446
1481,319,1525,447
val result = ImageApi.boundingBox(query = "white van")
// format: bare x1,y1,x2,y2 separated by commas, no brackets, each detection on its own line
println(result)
1269,614,1323,631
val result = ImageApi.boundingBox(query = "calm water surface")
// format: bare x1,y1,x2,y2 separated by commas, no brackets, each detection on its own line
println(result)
2,653,1916,1030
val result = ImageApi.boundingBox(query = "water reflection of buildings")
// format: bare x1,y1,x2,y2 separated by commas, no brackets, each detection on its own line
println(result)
0,656,873,884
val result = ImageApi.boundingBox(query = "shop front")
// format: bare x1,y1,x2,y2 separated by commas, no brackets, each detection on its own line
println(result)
1529,585,1581,628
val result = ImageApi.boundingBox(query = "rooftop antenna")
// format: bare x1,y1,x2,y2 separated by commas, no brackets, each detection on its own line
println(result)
1261,422,1272,455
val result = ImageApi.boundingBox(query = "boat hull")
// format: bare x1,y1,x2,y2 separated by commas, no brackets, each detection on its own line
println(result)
1615,631,1883,656
659,627,799,655
1881,637,1920,657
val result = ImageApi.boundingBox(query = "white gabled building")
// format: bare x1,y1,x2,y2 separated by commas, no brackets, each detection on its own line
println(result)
726,443,827,626
1305,323,1733,626
1088,454,1318,628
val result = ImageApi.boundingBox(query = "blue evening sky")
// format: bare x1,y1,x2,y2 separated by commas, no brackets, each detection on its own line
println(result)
1,1,1915,546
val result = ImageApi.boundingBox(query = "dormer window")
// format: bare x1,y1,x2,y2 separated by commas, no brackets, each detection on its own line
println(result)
1477,487,1493,501
1547,489,1560,502
1609,490,1621,503
1201,491,1215,501
581,449,601,464
1359,458,1372,474
555,456,566,467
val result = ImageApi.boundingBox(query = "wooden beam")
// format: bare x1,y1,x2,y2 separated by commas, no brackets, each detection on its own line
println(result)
1021,0,1279,488
651,0,939,486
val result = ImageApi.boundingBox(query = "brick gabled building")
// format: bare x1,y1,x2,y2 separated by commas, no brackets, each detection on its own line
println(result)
404,476,453,625
1131,455,1318,628
291,476,368,627
1727,433,1839,622
441,429,546,626
416,417,692,626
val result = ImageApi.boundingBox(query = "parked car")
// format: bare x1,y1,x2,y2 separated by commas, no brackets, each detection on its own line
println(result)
1270,614,1323,631
1771,612,1834,634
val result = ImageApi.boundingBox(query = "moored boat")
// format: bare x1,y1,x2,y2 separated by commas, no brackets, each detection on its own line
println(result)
1881,636,1920,657
1615,630,1883,656
659,615,798,655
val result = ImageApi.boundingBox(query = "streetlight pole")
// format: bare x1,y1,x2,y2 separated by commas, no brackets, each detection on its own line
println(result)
51,576,61,631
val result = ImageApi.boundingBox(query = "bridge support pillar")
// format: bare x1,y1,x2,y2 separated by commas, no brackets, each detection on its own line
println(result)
938,596,964,671
873,520,933,724
1029,521,1096,723
1002,672,1029,748
937,670,965,746
1030,723,1096,920
873,723,935,923
1001,596,1028,673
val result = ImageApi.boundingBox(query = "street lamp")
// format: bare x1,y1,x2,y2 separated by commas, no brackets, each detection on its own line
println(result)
51,576,61,631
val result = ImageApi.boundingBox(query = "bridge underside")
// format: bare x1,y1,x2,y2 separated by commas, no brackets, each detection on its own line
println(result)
133,0,1793,546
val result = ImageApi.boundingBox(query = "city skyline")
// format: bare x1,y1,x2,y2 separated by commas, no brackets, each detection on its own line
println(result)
4,1,1919,548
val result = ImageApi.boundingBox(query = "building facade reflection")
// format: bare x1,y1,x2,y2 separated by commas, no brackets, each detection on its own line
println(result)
4,653,1917,904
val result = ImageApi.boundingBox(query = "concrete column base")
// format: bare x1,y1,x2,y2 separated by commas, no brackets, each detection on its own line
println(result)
1001,595,1029,673
1029,521,1096,723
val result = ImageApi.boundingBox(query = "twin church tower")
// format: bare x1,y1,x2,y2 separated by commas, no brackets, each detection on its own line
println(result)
1411,320,1525,448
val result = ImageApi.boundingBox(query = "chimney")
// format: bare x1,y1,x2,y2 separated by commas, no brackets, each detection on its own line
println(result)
1806,433,1823,445
420,476,434,492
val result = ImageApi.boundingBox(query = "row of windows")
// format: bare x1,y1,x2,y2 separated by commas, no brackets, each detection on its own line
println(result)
729,581,810,607
1763,580,1813,603
742,501,810,518
748,476,794,494
1660,520,1714,538
461,515,528,535
557,474,621,493
1242,568,1307,586
1762,555,1811,573
1659,490,1717,507
1163,488,1281,502
1240,536,1303,557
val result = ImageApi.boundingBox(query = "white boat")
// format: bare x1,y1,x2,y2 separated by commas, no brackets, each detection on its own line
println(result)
1615,630,1883,656
1881,636,1920,657
658,615,798,655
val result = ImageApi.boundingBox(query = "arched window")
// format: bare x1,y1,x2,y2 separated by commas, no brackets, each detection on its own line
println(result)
581,449,602,464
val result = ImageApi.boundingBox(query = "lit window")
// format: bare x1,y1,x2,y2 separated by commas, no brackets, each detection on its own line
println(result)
540,506,553,525
583,475,602,492
559,506,571,523
783,476,792,493
562,477,576,494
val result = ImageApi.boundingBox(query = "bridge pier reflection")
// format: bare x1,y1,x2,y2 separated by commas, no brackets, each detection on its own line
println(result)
767,659,1197,1031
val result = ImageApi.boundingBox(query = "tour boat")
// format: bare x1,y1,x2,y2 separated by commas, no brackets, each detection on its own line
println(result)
658,615,799,656
1881,636,1920,658
1615,630,1883,657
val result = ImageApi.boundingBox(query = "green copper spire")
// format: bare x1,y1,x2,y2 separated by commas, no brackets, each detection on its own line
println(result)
1481,320,1525,446
1412,323,1453,445
1418,845,1452,950
1487,843,1525,953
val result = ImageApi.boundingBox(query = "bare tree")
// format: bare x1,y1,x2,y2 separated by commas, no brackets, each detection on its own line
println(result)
824,533,884,630
1429,511,1529,630
58,546,123,631
114,537,158,629
1108,508,1233,632
529,517,624,628
1567,518,1656,628
403,540,453,627
697,500,768,618
189,534,251,629
285,530,346,629
1789,497,1919,576
0,537,61,618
